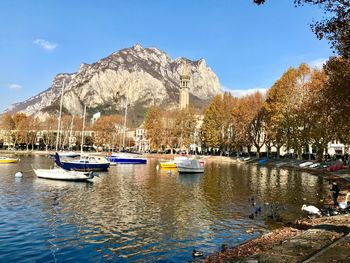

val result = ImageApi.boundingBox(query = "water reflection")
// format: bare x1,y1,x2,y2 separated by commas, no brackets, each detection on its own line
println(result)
0,156,330,262
177,173,203,185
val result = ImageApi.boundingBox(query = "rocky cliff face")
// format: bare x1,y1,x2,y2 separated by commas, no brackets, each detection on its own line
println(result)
5,44,221,124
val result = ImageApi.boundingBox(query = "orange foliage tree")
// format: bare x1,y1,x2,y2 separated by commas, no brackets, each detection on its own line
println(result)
144,106,163,151
201,93,237,154
93,115,123,149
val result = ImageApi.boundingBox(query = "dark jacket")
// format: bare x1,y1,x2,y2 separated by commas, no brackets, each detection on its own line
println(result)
331,184,340,197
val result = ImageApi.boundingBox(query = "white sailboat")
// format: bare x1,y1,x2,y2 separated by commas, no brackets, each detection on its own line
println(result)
34,167,97,182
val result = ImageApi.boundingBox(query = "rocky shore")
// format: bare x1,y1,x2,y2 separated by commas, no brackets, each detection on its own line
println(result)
204,214,350,262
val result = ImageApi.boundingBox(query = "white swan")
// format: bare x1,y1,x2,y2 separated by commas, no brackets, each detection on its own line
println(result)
301,204,321,215
339,193,349,209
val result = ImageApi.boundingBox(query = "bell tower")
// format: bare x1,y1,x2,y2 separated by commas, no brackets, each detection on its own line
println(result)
179,61,190,109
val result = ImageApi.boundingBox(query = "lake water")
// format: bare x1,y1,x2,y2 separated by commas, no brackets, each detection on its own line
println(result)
0,155,330,262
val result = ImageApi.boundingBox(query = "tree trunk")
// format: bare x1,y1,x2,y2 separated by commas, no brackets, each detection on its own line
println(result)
256,145,261,158
277,145,281,159
316,146,325,162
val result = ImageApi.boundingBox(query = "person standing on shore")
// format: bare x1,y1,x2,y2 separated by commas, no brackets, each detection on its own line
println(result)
331,182,340,207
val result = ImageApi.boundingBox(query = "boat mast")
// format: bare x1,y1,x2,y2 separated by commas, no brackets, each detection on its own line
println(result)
81,104,86,155
55,79,65,152
122,95,128,150
69,115,74,150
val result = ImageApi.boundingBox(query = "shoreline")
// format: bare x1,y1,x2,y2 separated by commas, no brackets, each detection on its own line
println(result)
200,156,350,262
204,214,350,262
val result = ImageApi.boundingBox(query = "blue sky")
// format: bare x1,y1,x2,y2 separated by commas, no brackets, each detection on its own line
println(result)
0,0,332,112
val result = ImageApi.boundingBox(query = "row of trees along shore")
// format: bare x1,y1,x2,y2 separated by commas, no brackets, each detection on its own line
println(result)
0,113,129,151
144,61,348,162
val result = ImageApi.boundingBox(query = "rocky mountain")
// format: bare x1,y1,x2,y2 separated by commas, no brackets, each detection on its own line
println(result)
5,44,221,126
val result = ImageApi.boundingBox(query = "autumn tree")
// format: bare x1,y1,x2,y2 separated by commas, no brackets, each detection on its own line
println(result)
40,115,57,151
323,57,350,144
200,93,237,154
232,96,252,154
25,116,39,150
59,115,74,149
12,112,28,146
173,107,198,151
1,113,15,130
93,115,123,149
303,69,334,161
0,113,15,147
246,92,266,158
222,93,237,152
263,64,311,158
161,110,178,152
144,106,163,151
201,95,225,153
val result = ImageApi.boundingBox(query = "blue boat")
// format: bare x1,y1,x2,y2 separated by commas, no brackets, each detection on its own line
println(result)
258,158,268,165
54,153,110,171
107,153,147,165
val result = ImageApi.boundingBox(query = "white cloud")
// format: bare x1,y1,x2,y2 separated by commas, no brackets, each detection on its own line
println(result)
8,84,22,90
33,39,57,51
221,86,268,98
308,58,328,69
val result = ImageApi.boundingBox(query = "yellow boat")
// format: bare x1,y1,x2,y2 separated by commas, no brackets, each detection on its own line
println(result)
0,157,19,164
159,161,177,168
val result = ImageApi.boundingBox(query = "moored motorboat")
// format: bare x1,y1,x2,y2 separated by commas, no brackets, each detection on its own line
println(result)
176,158,204,174
107,153,147,165
0,156,19,164
54,153,110,171
34,167,97,182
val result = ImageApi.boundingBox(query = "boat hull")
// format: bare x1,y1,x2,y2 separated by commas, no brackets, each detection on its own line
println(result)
34,168,94,181
176,159,204,174
59,161,110,171
160,162,177,168
177,167,204,173
0,157,19,163
108,154,147,164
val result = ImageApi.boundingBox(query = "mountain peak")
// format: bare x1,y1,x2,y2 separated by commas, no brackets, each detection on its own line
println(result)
4,45,221,124
133,43,143,51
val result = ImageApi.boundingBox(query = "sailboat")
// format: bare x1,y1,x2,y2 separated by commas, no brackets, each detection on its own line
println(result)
54,152,110,172
106,94,147,165
54,105,110,171
34,166,98,182
48,80,80,158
